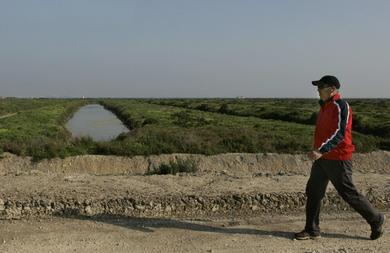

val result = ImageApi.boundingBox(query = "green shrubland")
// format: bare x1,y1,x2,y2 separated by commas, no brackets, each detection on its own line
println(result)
0,98,386,161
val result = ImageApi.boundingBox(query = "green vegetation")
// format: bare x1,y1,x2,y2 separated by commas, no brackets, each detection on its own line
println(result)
146,158,198,175
145,98,319,125
0,98,90,161
145,98,390,147
96,99,316,155
348,99,390,147
0,98,387,161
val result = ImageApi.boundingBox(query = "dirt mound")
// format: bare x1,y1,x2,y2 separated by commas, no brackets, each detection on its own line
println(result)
1,151,389,176
0,172,389,220
0,151,388,220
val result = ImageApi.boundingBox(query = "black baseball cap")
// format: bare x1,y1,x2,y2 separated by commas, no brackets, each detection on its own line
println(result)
312,75,341,89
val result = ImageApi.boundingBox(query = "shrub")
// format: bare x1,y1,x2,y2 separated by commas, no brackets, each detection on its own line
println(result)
379,139,390,150
196,103,211,111
218,103,231,114
171,110,192,127
170,110,211,128
352,133,380,153
1,141,24,156
146,158,198,175
142,117,159,126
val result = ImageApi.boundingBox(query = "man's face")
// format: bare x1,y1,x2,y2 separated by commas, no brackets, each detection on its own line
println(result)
317,85,335,101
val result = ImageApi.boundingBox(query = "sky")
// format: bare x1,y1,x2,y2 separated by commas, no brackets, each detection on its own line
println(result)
1,0,390,98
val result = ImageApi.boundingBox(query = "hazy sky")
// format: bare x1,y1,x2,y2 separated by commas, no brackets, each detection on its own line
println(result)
1,0,390,98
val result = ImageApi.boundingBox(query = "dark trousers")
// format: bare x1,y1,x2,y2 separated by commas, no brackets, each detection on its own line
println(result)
305,159,380,233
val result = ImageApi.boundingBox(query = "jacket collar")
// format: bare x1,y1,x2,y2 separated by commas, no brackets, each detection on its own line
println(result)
318,92,341,106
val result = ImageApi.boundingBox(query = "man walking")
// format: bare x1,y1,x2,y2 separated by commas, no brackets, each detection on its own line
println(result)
294,75,385,240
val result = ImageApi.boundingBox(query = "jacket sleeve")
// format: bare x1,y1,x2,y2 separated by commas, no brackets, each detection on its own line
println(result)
318,100,349,153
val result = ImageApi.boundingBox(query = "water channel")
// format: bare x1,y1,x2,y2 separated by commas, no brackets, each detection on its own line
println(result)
65,104,129,141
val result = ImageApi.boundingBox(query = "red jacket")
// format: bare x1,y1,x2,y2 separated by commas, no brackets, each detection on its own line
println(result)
314,93,355,160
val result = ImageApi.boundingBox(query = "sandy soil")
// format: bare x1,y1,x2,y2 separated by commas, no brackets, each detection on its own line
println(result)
0,211,388,253
0,152,388,252
0,172,388,219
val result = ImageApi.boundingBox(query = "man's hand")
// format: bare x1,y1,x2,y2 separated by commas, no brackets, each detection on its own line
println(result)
307,150,323,161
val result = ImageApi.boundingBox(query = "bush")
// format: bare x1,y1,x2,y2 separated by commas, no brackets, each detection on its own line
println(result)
1,141,24,156
26,137,68,162
218,103,231,114
220,133,257,153
196,103,212,111
171,110,192,127
142,117,159,126
171,110,212,128
379,139,390,150
352,132,380,153
146,158,198,175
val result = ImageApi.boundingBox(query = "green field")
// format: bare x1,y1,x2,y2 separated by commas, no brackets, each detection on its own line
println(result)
145,98,390,149
0,98,89,160
0,98,387,161
145,98,390,135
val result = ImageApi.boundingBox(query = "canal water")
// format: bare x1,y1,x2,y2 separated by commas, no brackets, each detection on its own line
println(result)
65,104,129,141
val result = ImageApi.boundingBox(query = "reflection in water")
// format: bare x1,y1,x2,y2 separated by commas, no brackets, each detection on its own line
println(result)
66,104,129,141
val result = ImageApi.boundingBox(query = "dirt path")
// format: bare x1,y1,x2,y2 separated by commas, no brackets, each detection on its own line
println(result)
0,152,388,252
0,211,387,253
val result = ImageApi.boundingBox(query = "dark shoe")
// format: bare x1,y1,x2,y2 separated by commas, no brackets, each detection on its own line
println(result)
370,214,385,240
294,230,321,240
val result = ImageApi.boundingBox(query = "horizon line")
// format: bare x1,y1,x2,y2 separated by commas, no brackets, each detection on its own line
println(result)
1,96,389,100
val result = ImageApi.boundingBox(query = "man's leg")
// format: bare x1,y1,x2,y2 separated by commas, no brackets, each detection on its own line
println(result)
304,159,329,234
324,160,382,227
